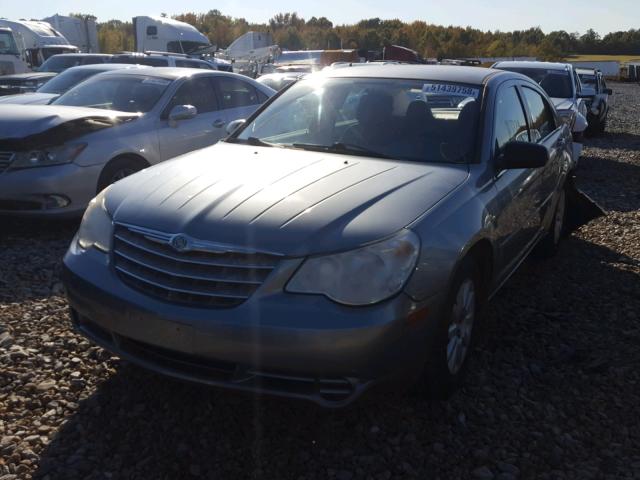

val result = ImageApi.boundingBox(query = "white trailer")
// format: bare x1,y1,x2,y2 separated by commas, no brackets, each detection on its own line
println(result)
43,15,99,53
0,19,78,68
132,16,210,54
0,27,30,75
568,61,620,79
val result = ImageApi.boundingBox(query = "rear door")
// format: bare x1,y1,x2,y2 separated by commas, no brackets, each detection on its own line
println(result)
157,75,227,160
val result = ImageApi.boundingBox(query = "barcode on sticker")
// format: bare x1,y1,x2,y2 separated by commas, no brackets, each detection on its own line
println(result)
422,83,480,98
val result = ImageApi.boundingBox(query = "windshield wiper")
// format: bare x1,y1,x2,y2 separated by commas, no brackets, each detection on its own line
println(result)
226,136,276,148
291,142,392,159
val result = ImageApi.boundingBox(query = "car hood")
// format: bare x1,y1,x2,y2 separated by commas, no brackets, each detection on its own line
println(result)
551,98,576,111
0,92,58,105
0,105,139,150
107,143,469,256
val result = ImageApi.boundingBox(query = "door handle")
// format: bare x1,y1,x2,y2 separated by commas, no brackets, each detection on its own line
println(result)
212,119,226,128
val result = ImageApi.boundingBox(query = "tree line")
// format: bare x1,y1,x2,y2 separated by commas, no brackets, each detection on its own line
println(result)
88,10,640,60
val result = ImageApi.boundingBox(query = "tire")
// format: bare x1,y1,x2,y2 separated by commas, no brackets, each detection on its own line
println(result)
597,114,607,135
534,187,567,259
97,156,147,193
573,131,585,143
421,256,483,400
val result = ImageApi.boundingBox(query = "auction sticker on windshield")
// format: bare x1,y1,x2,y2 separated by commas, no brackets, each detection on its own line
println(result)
422,83,480,98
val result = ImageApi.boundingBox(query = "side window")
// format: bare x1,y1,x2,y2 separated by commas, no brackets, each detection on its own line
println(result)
165,77,219,116
256,89,269,103
214,77,260,109
146,26,158,36
494,86,529,153
521,87,556,142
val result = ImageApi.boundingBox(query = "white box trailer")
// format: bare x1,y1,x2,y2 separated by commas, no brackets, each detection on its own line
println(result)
0,18,78,68
0,27,30,74
133,16,211,54
568,61,620,79
43,14,99,53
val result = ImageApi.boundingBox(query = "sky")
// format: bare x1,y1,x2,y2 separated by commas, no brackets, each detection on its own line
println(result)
2,0,639,35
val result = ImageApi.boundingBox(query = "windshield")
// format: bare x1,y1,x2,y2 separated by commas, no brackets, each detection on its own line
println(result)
37,68,99,94
501,67,573,98
234,77,482,164
52,74,171,113
0,31,19,56
39,55,83,72
578,73,596,86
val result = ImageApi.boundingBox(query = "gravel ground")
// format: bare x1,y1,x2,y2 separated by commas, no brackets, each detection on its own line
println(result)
1,82,639,480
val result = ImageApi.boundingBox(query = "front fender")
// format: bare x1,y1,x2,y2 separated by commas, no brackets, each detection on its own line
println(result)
404,176,497,302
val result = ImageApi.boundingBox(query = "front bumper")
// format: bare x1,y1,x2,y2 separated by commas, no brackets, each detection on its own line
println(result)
63,244,443,407
0,163,102,217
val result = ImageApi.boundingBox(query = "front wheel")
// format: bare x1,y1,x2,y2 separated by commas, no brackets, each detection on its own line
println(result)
421,257,482,399
97,157,147,193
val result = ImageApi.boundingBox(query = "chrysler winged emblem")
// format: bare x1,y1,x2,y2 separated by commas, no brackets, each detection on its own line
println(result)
169,234,190,252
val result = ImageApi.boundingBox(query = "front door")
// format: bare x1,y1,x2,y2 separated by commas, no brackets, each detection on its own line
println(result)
491,84,543,270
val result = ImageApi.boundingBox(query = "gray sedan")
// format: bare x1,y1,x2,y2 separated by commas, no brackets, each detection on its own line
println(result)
0,67,274,216
63,65,574,406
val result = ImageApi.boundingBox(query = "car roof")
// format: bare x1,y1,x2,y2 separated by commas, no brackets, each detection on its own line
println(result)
316,64,502,85
493,61,572,71
49,53,112,57
62,63,146,73
575,67,598,74
94,67,239,80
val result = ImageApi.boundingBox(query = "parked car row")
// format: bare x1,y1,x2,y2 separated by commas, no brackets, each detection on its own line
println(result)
491,61,611,139
0,51,234,96
1,58,601,406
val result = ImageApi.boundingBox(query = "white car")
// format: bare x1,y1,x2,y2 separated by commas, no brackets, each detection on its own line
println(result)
0,67,274,217
492,61,589,142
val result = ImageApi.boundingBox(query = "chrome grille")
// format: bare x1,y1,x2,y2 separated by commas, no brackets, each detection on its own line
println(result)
0,152,14,173
113,224,280,308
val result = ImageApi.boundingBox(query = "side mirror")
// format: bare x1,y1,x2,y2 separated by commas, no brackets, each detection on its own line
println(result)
604,88,613,95
226,118,246,135
496,141,549,170
168,104,197,126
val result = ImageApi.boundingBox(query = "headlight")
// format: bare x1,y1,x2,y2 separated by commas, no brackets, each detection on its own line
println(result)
12,143,87,169
77,188,113,252
287,230,420,306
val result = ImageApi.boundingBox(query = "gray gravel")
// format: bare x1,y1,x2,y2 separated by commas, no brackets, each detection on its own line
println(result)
1,82,640,480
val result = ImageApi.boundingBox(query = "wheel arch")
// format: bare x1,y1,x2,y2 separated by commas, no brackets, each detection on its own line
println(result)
96,153,150,194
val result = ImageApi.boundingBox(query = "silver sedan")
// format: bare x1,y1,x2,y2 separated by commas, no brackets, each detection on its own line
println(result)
0,67,274,216
63,65,575,406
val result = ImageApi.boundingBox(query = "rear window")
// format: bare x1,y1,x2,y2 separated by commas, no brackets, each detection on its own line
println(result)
39,55,83,73
110,56,168,67
53,74,171,113
499,67,573,99
37,69,98,94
